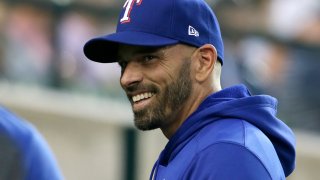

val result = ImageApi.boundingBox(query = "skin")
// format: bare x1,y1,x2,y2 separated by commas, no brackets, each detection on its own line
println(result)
118,43,222,139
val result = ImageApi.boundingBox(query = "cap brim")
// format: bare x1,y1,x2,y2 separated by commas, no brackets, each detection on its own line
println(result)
83,31,179,63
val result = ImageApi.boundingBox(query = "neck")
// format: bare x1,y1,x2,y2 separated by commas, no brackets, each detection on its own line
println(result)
160,86,218,139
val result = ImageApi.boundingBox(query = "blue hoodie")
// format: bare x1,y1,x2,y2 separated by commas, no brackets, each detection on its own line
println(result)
150,85,296,180
0,106,63,180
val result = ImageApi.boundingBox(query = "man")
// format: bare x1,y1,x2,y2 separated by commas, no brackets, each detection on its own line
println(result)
83,0,296,179
0,106,63,180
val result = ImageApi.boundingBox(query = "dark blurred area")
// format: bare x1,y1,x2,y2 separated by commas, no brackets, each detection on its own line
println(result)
0,0,319,132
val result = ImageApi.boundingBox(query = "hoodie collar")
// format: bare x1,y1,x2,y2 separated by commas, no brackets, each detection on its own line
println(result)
158,84,295,176
159,84,251,165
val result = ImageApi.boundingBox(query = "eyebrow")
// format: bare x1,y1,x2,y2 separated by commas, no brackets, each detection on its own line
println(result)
133,46,167,54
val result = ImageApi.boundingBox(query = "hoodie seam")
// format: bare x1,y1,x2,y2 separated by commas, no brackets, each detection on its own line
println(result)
181,141,273,179
242,120,247,147
242,121,276,179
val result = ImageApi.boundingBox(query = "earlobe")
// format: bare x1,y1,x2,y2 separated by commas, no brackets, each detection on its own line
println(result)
194,44,218,82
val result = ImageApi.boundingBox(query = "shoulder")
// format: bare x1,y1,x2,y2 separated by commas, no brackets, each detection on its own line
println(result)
0,107,34,137
183,142,272,179
0,107,42,151
194,119,247,148
0,107,63,180
183,119,285,179
194,119,275,153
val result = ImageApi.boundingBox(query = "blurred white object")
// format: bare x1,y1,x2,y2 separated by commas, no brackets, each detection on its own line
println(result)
268,0,320,40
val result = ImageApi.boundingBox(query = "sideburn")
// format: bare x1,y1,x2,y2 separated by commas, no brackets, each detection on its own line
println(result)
165,58,193,111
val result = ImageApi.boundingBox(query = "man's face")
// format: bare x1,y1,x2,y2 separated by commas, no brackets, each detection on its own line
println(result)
118,44,195,131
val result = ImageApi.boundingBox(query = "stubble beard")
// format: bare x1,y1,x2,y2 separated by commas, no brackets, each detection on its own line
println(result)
133,60,192,131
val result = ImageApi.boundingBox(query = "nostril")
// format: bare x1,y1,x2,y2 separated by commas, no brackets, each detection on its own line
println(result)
120,65,143,88
125,83,140,93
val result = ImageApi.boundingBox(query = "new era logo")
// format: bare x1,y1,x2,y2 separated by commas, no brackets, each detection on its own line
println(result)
188,25,199,37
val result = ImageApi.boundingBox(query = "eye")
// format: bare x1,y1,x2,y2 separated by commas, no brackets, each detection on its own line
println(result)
143,55,156,62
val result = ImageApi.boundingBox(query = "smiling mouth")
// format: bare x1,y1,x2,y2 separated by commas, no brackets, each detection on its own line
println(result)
132,92,155,103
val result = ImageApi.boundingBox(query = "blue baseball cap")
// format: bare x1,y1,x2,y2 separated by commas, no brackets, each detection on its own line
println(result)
83,0,224,64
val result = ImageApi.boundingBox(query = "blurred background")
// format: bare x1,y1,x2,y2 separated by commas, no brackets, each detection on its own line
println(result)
0,0,319,179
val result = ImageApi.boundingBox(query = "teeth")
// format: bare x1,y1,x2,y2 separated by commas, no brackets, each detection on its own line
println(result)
132,92,154,103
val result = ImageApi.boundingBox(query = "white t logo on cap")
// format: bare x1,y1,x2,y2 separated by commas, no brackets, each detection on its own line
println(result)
120,0,143,23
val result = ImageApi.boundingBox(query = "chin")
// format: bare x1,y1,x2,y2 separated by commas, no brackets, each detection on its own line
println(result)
134,124,159,131
134,118,161,131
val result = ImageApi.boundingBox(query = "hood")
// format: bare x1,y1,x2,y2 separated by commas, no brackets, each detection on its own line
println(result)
159,84,296,177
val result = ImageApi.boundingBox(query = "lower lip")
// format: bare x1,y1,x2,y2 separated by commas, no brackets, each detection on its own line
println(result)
133,96,153,111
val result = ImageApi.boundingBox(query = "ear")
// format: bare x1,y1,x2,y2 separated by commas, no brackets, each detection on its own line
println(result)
192,44,218,83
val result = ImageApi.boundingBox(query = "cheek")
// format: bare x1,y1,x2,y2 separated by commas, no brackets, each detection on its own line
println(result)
158,61,180,82
150,73,175,91
146,65,176,87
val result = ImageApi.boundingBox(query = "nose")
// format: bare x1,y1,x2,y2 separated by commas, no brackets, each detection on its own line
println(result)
120,62,143,89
